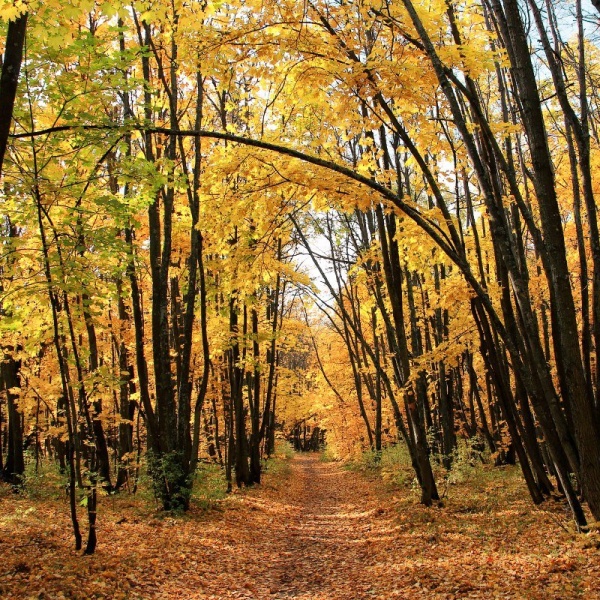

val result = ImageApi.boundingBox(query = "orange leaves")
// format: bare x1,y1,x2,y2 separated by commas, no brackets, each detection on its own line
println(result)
2,453,600,599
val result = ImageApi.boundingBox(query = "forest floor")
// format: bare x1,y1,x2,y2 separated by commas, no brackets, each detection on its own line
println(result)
1,451,600,599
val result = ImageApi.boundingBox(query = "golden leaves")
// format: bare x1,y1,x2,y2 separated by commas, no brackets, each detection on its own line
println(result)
0,0,26,21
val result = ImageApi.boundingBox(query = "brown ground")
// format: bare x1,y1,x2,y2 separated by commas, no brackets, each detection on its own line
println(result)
1,453,599,599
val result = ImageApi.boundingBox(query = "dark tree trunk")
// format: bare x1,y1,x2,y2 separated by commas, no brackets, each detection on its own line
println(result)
400,0,593,526
0,13,28,175
82,294,112,491
495,0,600,521
260,240,283,458
248,308,261,484
35,181,82,550
1,352,23,485
115,284,136,491
229,298,251,487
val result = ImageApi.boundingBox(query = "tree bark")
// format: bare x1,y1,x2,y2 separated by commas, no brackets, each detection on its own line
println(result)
0,13,27,175
1,352,23,485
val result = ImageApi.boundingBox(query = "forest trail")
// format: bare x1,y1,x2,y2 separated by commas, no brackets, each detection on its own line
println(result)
238,453,390,599
2,453,600,599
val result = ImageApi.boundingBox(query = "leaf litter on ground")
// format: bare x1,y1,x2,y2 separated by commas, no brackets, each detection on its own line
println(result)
1,453,599,599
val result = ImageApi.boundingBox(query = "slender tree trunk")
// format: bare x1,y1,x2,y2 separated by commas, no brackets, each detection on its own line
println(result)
115,283,136,490
34,178,82,550
229,297,250,487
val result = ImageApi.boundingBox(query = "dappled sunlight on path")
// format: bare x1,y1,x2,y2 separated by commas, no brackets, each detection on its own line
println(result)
255,454,395,599
2,453,600,598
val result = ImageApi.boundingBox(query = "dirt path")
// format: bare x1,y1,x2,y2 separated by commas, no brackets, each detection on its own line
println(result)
2,453,600,599
245,453,388,599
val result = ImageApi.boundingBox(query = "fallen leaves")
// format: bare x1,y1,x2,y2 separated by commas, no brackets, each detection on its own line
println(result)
0,454,599,599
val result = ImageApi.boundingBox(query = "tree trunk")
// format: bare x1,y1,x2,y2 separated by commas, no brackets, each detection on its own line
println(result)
0,12,28,175
1,352,23,485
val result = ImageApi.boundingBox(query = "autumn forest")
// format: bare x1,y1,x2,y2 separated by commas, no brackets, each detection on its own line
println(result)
1,0,600,597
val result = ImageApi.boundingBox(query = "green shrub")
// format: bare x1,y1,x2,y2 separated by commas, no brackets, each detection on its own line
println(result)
262,440,294,478
319,446,338,462
146,450,192,512
20,456,66,501
192,461,228,509
344,443,414,491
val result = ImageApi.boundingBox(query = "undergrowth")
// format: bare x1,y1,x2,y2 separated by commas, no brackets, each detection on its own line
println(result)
346,438,523,506
19,456,67,502
345,443,415,492
1,442,296,515
192,461,229,509
262,440,294,479
319,446,340,462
